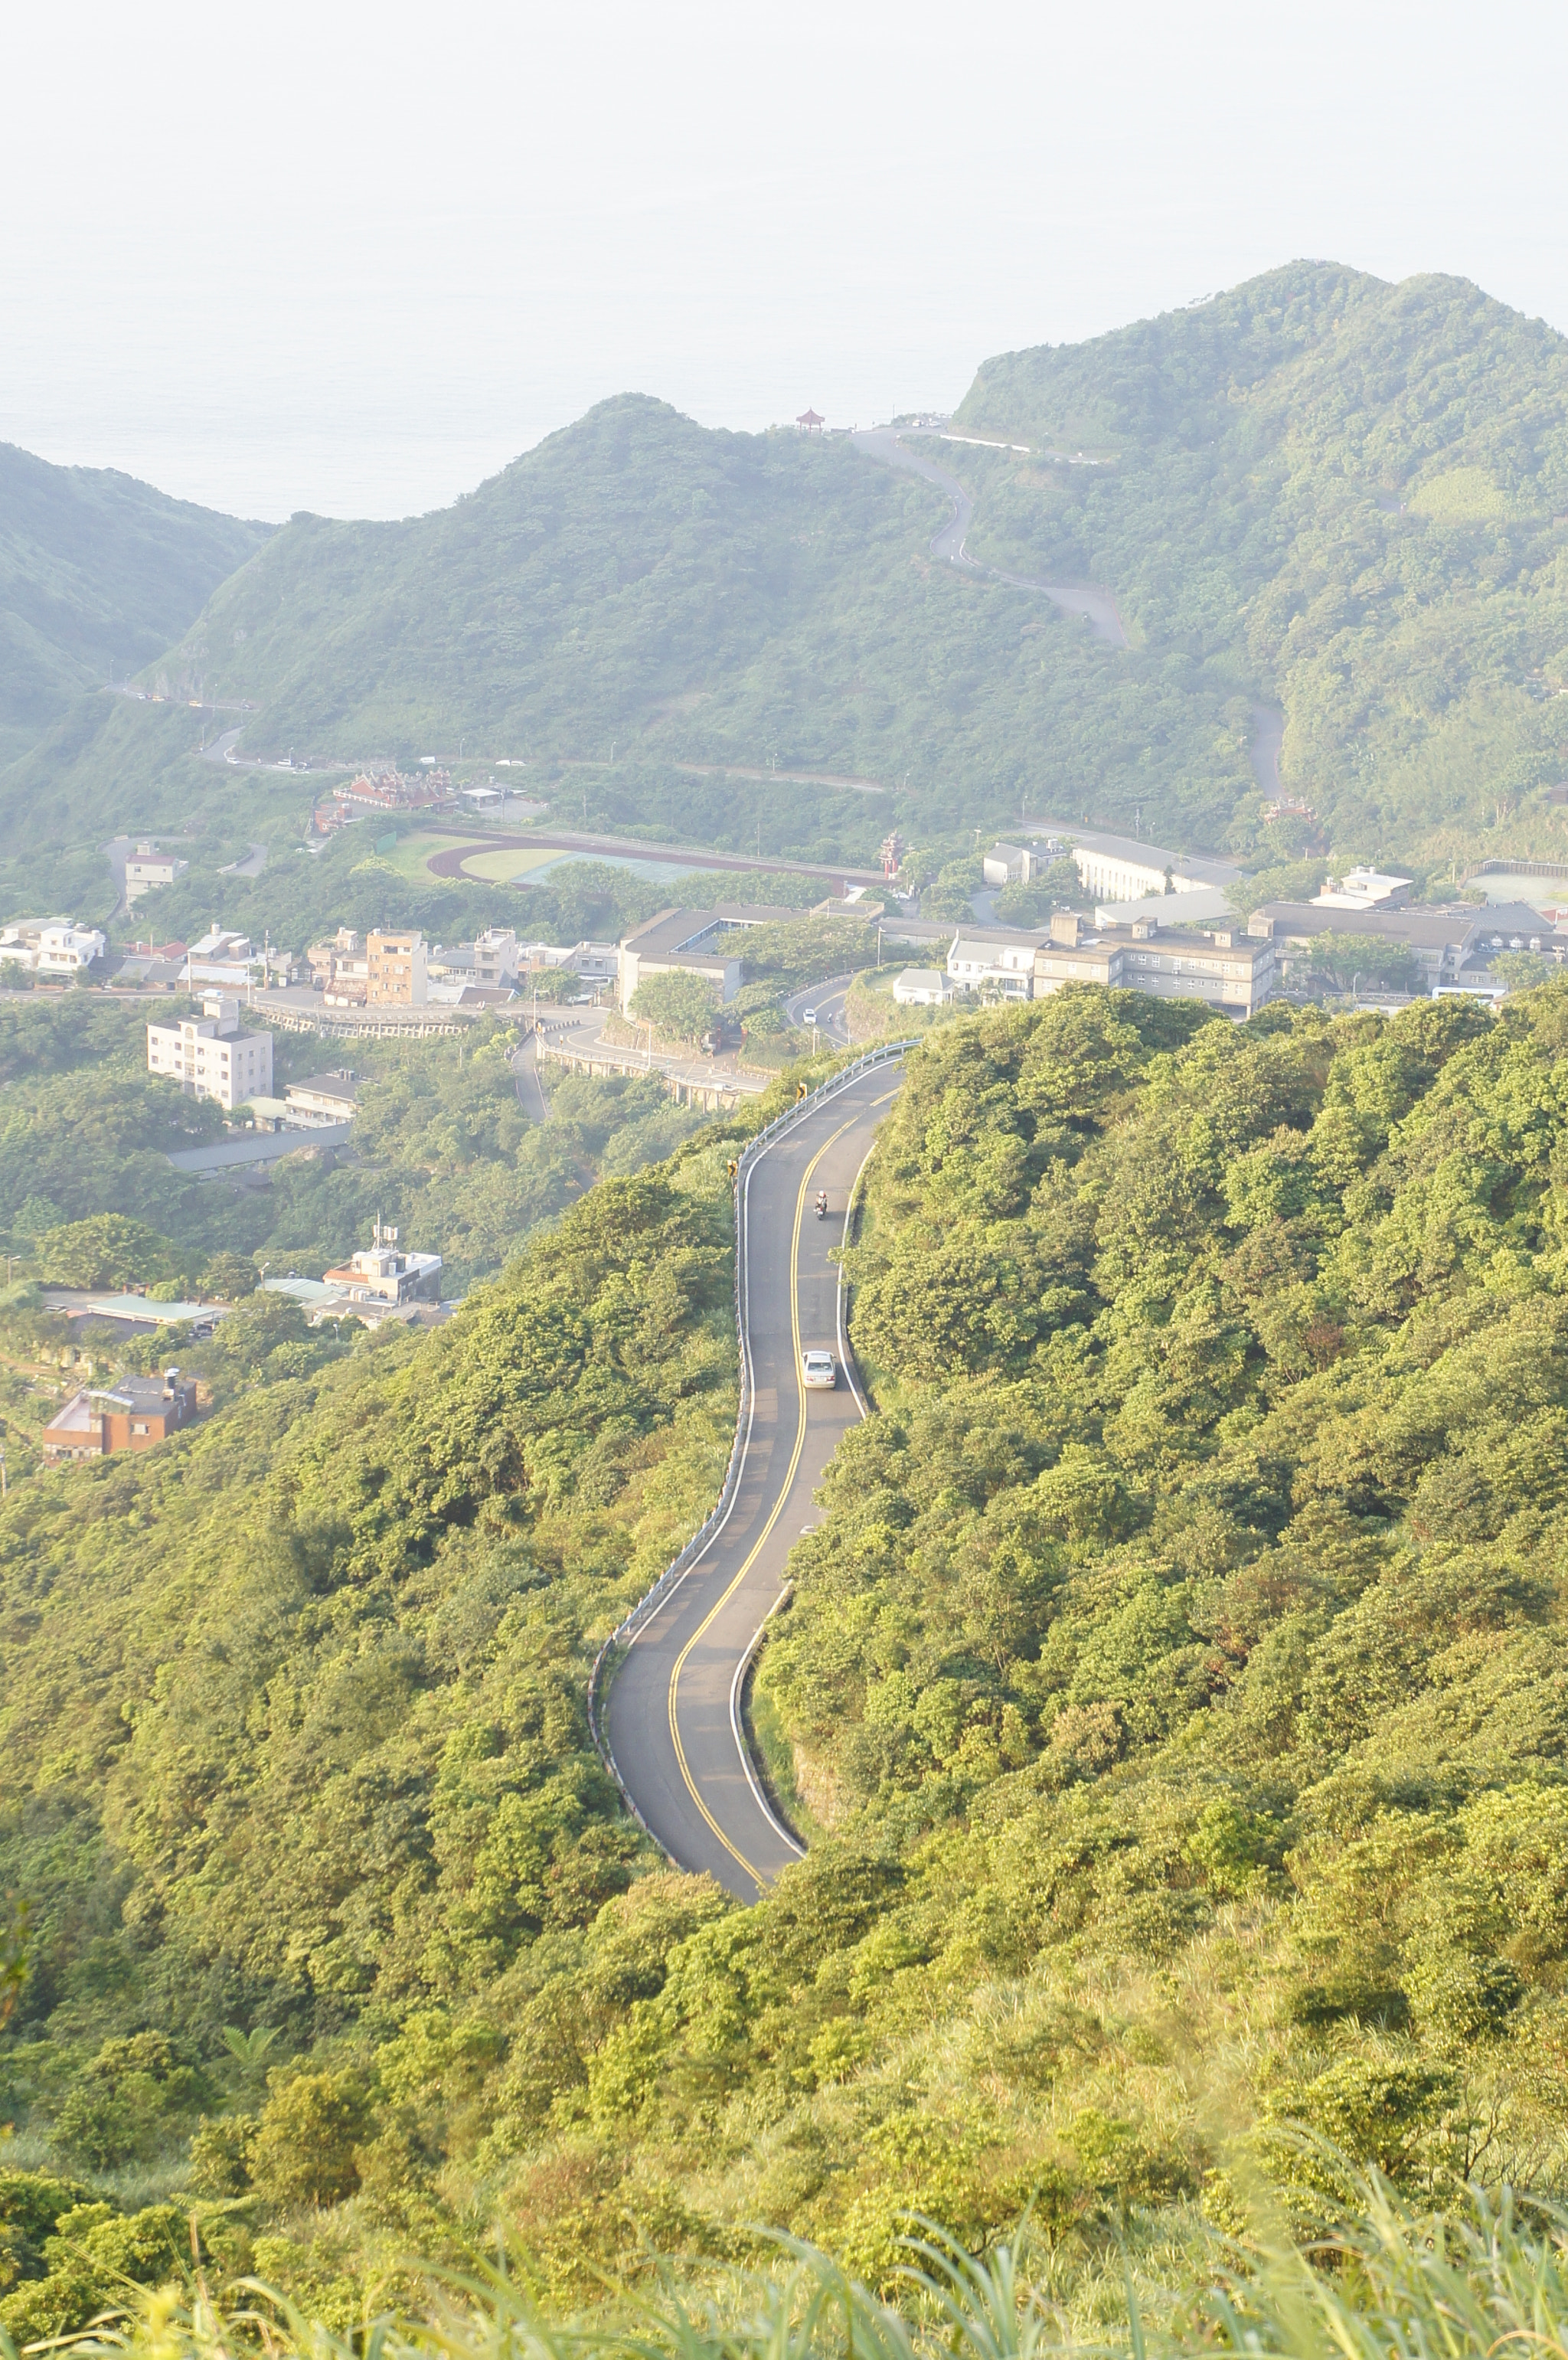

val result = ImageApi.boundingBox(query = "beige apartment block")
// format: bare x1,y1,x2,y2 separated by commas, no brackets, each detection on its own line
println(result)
367,930,429,1005
147,993,274,1110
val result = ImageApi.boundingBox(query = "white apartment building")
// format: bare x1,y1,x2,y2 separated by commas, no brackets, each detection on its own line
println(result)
147,993,273,1110
124,844,189,903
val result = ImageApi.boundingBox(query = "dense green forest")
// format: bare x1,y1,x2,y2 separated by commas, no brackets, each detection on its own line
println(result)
952,266,1568,874
0,445,266,767
5,986,1568,2342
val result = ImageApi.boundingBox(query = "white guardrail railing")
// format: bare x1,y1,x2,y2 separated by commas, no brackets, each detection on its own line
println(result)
585,1037,917,1848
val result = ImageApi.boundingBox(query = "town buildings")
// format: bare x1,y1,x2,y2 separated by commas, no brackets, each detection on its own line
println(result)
1246,897,1563,994
1312,868,1413,910
617,910,742,1011
1017,822,1239,907
332,767,456,816
982,842,1053,888
124,844,189,904
0,919,107,977
948,931,1040,999
1033,912,1276,1018
320,1220,442,1306
307,927,370,1001
179,927,288,989
146,992,274,1109
519,939,617,988
263,1220,443,1324
285,1071,360,1125
41,1368,198,1462
892,968,951,1005
367,930,429,1005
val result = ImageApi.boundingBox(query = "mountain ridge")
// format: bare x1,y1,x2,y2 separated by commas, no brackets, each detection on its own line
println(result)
0,443,270,766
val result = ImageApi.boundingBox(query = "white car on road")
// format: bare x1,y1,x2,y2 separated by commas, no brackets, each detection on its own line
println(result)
802,1349,837,1390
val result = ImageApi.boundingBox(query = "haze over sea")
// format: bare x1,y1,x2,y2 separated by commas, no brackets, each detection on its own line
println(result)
2,0,1563,522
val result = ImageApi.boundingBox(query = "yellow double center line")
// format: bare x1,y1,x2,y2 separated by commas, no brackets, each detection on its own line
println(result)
666,1118,855,1890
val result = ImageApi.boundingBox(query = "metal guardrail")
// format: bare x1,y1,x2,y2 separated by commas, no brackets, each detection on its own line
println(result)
584,1036,917,1848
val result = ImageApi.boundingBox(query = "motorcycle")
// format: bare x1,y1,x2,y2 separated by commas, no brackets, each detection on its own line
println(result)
815,1191,828,1220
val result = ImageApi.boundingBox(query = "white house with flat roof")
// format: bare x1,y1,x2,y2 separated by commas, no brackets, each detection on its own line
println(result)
946,930,1040,999
2,919,103,976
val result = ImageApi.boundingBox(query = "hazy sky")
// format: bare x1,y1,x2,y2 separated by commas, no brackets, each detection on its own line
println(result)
3,0,1562,521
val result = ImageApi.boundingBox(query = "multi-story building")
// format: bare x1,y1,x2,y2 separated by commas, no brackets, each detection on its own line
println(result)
1033,913,1276,1017
519,939,618,986
1246,897,1564,994
473,928,519,987
124,844,190,904
146,992,274,1109
284,1071,360,1126
41,1368,198,1462
1028,823,1238,908
367,930,429,1005
982,842,1053,888
617,911,742,1011
318,1218,442,1308
1,919,108,977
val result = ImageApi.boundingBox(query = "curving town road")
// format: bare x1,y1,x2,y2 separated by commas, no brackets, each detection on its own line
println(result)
604,1060,902,1897
851,427,1129,648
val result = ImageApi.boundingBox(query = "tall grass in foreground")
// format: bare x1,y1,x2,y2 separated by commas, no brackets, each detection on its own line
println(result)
14,2172,1567,2360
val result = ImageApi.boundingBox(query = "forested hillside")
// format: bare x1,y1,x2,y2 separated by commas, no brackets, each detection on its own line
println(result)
0,444,266,766
149,393,1243,852
952,264,1568,869
5,991,1568,2338
8,264,1568,927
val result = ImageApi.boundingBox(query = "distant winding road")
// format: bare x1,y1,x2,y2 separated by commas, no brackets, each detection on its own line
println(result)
851,428,1129,648
605,1060,902,1897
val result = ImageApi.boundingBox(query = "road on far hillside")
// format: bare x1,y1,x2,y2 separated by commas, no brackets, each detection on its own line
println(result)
605,1061,903,1897
851,428,1129,648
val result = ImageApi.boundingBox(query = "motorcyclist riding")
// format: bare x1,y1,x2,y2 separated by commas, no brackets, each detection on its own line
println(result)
815,1190,828,1219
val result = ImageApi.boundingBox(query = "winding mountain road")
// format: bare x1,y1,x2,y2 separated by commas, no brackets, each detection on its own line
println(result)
851,428,1129,648
604,1058,903,1897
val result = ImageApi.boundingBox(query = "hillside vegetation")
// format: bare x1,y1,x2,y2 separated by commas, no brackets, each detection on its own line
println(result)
8,265,1568,924
5,991,1568,2335
952,263,1568,873
0,444,266,767
149,394,1243,856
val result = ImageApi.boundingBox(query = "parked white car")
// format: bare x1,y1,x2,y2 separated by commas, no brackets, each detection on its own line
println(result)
802,1349,837,1390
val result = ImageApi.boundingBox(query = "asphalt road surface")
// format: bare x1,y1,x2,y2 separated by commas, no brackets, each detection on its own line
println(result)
851,427,1128,648
606,1061,903,1897
786,974,853,1045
